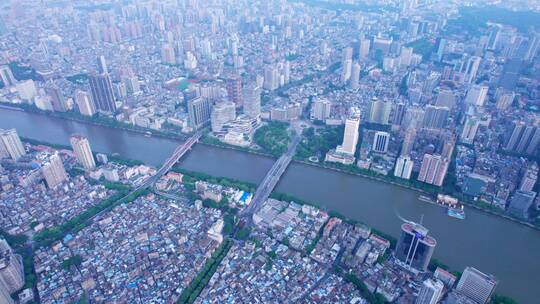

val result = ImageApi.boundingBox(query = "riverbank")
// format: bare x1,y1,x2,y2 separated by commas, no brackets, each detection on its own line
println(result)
5,102,537,231
0,102,189,141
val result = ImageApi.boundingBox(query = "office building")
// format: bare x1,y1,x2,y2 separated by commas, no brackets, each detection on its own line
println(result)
460,117,480,144
0,129,25,160
16,80,37,102
505,122,540,155
335,110,361,156
368,98,391,124
0,65,16,87
395,221,437,271
0,239,24,300
372,131,390,153
394,155,414,179
422,105,449,130
211,102,236,133
508,190,536,219
75,90,97,116
311,98,332,121
97,55,108,74
89,73,116,113
519,162,538,192
418,154,449,186
465,85,488,107
416,279,444,304
243,83,261,118
41,154,68,189
188,97,211,129
70,135,96,170
456,267,498,304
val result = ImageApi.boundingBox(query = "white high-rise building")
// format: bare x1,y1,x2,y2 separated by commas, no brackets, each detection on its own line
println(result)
416,279,444,304
243,83,261,118
336,109,361,156
457,267,498,304
350,62,361,89
0,129,25,160
41,154,68,189
16,80,37,102
341,59,352,84
75,90,97,116
70,135,96,170
368,98,391,124
264,65,279,91
0,65,16,87
418,154,449,186
462,56,481,84
461,116,480,144
211,102,236,133
358,38,371,60
394,155,414,179
465,85,488,107
400,47,414,67
372,131,390,153
311,98,332,121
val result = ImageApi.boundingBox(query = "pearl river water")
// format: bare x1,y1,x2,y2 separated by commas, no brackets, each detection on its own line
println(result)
0,108,537,303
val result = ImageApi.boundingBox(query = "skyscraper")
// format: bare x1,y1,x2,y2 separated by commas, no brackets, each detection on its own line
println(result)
401,129,416,156
508,190,536,219
395,221,437,271
461,56,481,84
243,83,261,118
311,98,332,121
263,65,279,91
211,102,236,133
75,90,97,116
161,44,176,65
97,55,108,74
335,110,361,156
505,122,540,155
188,97,211,129
0,238,24,300
350,62,361,89
418,154,449,186
0,129,25,160
227,75,243,108
358,38,371,60
16,80,37,102
372,131,390,153
394,155,414,179
89,73,116,113
70,135,96,170
465,85,488,107
460,116,480,144
456,267,498,304
519,162,538,192
45,86,68,112
416,279,444,304
0,65,16,87
41,154,68,189
422,105,449,130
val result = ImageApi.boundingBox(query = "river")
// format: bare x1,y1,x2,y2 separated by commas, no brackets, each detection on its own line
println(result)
0,108,537,303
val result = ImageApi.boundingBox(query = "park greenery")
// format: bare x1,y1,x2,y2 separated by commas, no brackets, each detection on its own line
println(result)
61,255,83,271
176,240,233,304
254,121,291,156
295,126,344,160
405,38,435,60
334,266,388,304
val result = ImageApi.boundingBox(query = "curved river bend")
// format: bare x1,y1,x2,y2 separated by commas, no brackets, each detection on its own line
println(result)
0,109,538,303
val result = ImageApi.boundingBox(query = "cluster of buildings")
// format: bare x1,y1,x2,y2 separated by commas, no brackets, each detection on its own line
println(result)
0,129,117,234
34,194,223,303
